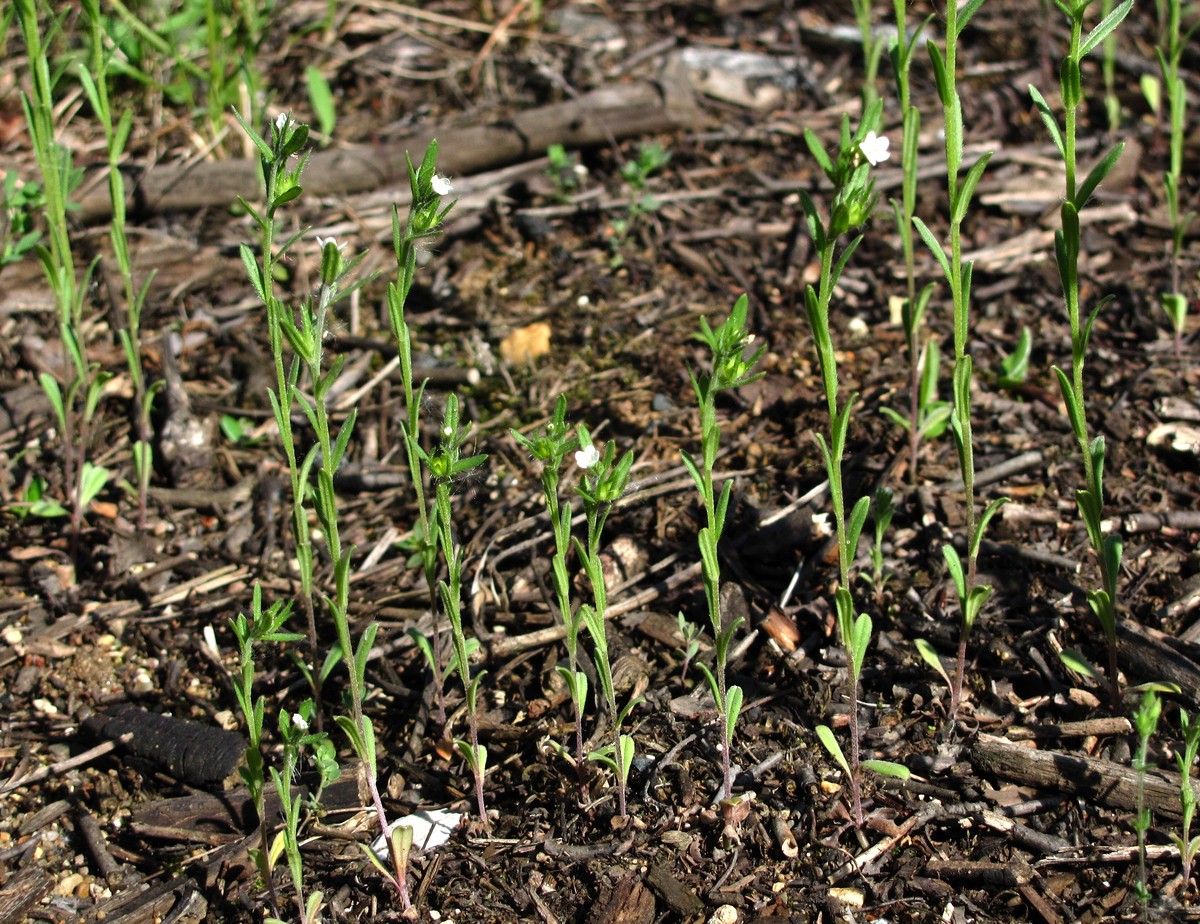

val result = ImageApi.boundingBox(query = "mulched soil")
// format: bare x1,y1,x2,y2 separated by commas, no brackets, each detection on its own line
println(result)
2,1,1200,922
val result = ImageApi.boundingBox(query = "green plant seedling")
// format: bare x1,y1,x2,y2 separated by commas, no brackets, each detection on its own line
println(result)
545,143,585,201
220,414,264,446
881,294,952,464
683,294,764,804
229,585,305,915
1153,0,1199,358
1,170,44,266
798,98,894,824
888,0,938,481
574,425,638,815
424,392,490,826
1161,293,1188,346
816,723,910,814
305,65,337,140
511,395,587,779
676,612,702,683
1175,709,1200,896
271,701,338,924
1029,0,1133,708
996,327,1033,391
1133,690,1163,908
915,638,954,689
609,141,670,265
361,823,414,913
866,486,895,606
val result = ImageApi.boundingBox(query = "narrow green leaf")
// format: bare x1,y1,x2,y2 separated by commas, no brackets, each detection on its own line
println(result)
1058,647,1101,680
861,758,911,780
952,152,993,226
1080,0,1134,57
943,544,967,601
304,66,337,138
816,724,851,776
927,41,950,107
955,0,987,37
1052,366,1086,444
847,495,871,560
1075,142,1124,209
803,128,835,179
880,406,913,432
913,217,951,284
971,496,1010,561
915,638,953,686
725,685,744,744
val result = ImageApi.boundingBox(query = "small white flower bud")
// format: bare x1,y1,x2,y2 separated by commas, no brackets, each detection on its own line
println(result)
431,175,453,196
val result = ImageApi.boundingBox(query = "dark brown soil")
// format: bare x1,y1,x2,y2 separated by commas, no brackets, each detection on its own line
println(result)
2,2,1200,923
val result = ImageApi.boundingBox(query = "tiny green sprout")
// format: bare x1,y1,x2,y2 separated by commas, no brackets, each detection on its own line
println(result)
676,612,702,683
881,315,952,456
361,822,413,913
1141,73,1163,115
996,327,1033,392
915,638,953,689
609,141,670,265
866,486,895,605
304,66,336,140
1161,293,1188,349
16,476,66,519
1153,0,1198,359
1,170,44,266
220,414,264,446
545,143,585,201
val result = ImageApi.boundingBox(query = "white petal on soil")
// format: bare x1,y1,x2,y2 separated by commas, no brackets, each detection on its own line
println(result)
371,808,463,858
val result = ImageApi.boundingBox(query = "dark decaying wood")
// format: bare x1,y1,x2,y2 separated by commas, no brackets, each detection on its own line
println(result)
970,733,1185,821
83,703,247,790
1117,620,1200,707
586,870,656,924
75,70,706,222
80,877,208,924
0,865,54,924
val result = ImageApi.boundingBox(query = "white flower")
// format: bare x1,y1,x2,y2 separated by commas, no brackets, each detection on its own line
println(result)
275,112,290,131
442,425,453,437
315,235,345,253
292,712,308,731
431,174,453,196
575,444,600,470
859,131,890,167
